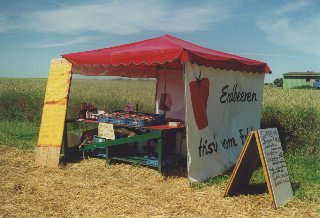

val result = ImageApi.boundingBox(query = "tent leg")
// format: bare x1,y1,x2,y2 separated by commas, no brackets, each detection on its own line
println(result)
63,120,69,159
157,137,163,174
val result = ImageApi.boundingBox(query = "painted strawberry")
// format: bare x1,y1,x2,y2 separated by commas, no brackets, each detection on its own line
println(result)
189,71,210,130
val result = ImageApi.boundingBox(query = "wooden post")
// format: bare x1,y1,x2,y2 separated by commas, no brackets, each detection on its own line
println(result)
35,58,72,168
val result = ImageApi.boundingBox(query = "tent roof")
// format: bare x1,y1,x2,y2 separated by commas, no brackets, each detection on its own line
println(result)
62,34,271,75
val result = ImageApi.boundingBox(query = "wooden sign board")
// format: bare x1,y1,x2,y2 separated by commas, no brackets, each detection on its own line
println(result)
224,128,293,208
35,58,72,168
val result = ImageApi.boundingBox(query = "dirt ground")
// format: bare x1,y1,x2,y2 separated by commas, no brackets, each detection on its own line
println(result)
0,145,318,217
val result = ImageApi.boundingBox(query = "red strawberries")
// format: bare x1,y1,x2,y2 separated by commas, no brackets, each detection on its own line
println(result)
189,71,210,130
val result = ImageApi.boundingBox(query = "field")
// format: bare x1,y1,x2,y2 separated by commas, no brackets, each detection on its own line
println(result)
0,145,319,217
0,78,319,217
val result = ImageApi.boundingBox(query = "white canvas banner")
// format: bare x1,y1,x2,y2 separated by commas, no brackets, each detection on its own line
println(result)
185,62,265,182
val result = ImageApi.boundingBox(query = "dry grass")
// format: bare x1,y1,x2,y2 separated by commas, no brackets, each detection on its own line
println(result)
0,145,319,218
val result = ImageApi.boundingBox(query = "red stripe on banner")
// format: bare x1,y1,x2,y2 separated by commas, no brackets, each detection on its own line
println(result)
45,98,67,105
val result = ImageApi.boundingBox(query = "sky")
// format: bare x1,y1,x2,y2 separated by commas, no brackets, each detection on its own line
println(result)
0,0,319,82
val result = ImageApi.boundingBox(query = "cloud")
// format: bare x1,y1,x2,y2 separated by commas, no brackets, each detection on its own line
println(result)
49,0,66,7
274,0,313,15
28,36,101,48
0,14,12,33
21,0,230,35
256,0,320,56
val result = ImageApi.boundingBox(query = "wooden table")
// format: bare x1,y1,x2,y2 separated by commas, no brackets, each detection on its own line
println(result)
65,119,185,174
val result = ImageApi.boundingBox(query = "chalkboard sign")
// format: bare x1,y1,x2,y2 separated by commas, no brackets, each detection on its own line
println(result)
257,129,293,207
225,128,293,208
35,58,72,168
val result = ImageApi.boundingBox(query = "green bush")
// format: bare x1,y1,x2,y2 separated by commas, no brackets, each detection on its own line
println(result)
273,77,283,87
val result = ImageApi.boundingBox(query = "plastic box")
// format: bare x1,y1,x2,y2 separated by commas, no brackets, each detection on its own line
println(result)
144,155,158,166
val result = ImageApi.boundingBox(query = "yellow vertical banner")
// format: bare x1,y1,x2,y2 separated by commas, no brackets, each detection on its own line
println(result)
35,58,72,168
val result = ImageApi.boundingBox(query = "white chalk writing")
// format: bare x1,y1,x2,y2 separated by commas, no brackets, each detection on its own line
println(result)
258,129,290,188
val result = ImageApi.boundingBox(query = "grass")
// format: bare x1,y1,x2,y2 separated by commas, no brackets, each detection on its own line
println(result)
190,173,230,189
0,78,319,203
249,152,320,202
1,79,319,154
0,120,39,151
0,78,156,122
0,78,46,122
191,152,320,203
67,79,156,117
262,86,320,154
285,153,320,202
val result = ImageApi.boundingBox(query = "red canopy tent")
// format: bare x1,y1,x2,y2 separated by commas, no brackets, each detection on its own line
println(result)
62,34,271,78
60,34,271,182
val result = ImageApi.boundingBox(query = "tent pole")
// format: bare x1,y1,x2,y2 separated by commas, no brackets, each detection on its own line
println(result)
163,63,167,117
154,66,160,114
183,62,188,162
63,70,73,161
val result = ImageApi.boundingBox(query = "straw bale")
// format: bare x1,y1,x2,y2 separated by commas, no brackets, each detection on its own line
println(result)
0,145,318,217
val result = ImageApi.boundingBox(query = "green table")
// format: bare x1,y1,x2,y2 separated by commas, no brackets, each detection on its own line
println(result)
65,119,185,174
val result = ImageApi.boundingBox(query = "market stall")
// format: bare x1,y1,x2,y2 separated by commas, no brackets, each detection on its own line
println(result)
37,34,271,182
